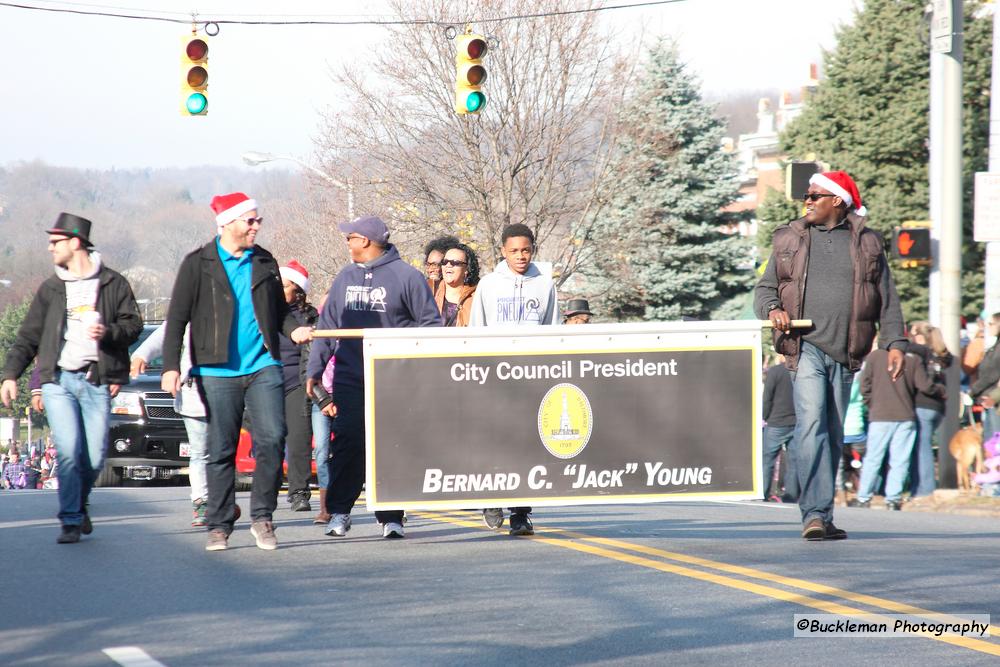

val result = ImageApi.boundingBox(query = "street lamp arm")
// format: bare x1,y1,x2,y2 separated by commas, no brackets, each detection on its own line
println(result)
241,150,354,218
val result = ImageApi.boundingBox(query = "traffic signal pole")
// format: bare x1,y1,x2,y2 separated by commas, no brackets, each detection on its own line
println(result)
929,0,963,488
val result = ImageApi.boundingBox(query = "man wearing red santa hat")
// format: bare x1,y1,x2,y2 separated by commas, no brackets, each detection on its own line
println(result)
754,170,906,541
162,192,313,552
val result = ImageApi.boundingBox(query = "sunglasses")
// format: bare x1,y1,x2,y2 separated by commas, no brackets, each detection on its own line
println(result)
440,259,468,267
802,193,837,202
240,216,264,225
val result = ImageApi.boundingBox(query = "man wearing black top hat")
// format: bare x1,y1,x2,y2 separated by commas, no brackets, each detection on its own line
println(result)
563,299,593,325
1,213,142,544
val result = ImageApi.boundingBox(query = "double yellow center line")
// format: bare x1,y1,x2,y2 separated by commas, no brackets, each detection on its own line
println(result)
417,510,1000,657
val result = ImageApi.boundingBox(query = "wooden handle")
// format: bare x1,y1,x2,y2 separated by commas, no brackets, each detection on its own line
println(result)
312,329,365,338
761,319,812,328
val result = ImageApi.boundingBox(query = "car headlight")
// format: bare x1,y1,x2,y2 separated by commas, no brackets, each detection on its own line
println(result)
111,392,143,416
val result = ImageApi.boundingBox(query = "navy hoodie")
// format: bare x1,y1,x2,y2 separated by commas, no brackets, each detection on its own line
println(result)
307,244,441,390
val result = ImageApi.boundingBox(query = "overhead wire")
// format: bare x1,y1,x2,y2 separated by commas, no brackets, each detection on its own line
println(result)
0,0,688,27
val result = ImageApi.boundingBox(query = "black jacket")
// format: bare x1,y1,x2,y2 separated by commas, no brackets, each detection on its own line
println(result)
2,266,142,385
163,240,300,373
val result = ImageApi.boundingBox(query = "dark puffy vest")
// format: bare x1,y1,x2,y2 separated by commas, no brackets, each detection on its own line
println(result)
771,215,885,372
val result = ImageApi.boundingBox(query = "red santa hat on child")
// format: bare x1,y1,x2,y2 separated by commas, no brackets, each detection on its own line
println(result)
808,171,867,217
279,259,311,294
210,192,258,231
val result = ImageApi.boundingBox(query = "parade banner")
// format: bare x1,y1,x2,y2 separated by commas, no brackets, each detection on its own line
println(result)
362,322,762,510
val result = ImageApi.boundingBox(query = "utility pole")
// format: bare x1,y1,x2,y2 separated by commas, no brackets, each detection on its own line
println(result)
929,0,963,488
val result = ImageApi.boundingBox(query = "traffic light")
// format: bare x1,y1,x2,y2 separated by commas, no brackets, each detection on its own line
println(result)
454,33,487,115
786,161,823,201
891,225,932,267
181,34,209,116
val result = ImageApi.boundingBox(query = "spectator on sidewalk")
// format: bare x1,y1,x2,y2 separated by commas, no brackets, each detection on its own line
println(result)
563,299,593,325
906,322,953,497
970,313,1000,444
857,347,944,510
2,450,29,489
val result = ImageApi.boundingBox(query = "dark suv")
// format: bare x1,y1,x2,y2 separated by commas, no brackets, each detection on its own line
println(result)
97,322,190,486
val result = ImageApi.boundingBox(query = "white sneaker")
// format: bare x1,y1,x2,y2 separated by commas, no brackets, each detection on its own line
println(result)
382,521,405,539
325,513,351,537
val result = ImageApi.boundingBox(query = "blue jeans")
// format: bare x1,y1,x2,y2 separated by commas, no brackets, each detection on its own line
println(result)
41,370,111,527
182,416,209,503
762,425,797,499
909,407,942,497
858,421,916,503
199,365,286,532
311,404,333,490
791,341,854,525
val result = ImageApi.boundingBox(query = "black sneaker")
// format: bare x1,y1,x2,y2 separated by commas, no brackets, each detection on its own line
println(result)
509,513,534,536
57,525,81,544
886,500,902,511
81,512,93,535
482,508,504,530
289,493,311,512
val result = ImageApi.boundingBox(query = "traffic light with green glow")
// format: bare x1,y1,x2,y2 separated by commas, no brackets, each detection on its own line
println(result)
454,33,487,115
181,34,209,116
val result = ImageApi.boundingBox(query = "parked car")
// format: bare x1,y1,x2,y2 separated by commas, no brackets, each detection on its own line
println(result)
97,322,190,486
235,422,319,492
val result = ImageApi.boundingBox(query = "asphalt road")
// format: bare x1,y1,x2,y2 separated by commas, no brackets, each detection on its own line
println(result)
2,488,999,666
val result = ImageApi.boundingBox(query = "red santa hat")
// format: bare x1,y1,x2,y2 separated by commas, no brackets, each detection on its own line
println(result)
808,171,867,217
210,192,258,229
279,259,311,294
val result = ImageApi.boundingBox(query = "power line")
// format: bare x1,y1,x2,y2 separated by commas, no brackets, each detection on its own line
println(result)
0,0,688,27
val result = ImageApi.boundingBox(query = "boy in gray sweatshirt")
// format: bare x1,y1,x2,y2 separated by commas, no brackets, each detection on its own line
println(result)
470,224,559,535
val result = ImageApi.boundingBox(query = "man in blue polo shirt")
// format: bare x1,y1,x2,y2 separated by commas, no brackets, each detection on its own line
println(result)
163,192,312,552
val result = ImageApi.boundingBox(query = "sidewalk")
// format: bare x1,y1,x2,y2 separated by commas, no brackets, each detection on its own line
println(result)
834,489,1000,518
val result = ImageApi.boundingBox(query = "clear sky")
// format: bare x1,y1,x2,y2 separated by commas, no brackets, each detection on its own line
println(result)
0,0,859,170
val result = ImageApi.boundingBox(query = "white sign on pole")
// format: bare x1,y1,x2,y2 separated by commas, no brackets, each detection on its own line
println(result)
931,0,953,54
974,172,1000,242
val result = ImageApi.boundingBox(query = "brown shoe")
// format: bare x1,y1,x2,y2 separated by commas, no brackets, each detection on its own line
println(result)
250,520,278,551
205,529,229,551
802,518,826,541
314,489,331,525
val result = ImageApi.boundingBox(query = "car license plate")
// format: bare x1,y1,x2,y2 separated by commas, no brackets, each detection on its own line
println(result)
179,443,191,458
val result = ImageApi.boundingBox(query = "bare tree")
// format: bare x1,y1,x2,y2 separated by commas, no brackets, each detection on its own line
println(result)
315,0,636,282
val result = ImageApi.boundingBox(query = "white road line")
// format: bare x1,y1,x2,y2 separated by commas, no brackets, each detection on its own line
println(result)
102,647,167,667
708,499,796,509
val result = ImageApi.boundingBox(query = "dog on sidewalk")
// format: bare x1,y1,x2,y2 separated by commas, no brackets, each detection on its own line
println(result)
948,422,984,492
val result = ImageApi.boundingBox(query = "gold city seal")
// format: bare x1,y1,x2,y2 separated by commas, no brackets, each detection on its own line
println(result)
537,383,593,459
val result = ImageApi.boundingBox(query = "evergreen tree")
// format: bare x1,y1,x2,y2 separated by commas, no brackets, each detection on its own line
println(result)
580,40,752,321
779,0,992,321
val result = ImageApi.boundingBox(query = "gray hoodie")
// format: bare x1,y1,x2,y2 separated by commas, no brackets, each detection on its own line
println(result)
469,261,558,327
56,251,102,371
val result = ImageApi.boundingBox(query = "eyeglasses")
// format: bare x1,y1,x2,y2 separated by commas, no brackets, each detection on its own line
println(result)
240,216,264,225
440,259,468,267
802,193,837,202
47,237,70,247
345,234,365,243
